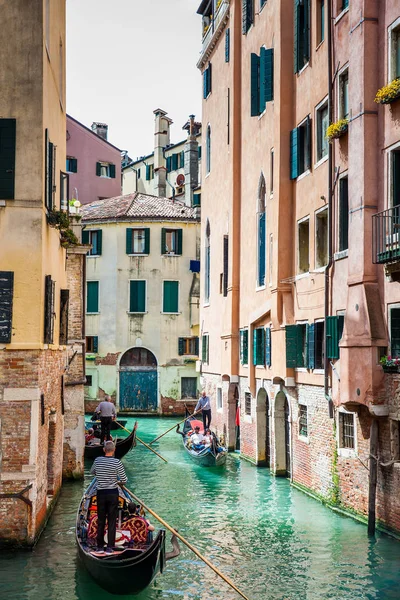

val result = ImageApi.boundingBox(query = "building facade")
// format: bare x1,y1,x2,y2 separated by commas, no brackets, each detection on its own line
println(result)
0,0,86,547
123,110,202,209
82,192,201,416
198,0,400,536
66,116,122,206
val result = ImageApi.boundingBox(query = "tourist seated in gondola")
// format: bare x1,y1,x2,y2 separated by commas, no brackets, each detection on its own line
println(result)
203,429,213,447
189,426,206,451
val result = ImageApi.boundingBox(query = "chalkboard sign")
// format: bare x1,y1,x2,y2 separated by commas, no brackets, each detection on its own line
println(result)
0,271,14,343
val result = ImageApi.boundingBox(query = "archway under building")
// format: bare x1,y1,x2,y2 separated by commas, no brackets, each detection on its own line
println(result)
256,387,270,467
119,347,158,412
226,383,240,451
274,391,291,477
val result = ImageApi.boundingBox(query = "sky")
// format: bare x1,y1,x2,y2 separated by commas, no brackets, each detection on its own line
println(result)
66,0,202,160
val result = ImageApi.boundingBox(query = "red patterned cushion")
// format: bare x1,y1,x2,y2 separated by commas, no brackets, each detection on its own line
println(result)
123,516,149,543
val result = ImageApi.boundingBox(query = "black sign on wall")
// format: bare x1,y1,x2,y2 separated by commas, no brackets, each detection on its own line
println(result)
0,271,14,343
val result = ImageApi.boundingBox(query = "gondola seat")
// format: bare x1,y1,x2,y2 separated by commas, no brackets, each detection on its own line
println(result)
124,516,149,543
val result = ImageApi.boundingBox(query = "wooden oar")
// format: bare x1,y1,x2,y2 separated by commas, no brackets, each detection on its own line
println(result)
114,421,168,464
121,486,251,600
149,410,201,445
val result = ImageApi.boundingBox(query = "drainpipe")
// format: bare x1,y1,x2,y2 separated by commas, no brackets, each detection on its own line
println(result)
324,0,334,418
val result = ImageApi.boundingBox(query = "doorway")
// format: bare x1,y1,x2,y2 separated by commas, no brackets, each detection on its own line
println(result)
119,347,158,411
274,391,291,477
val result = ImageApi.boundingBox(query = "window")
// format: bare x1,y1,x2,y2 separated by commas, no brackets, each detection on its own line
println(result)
126,228,150,255
161,228,182,255
223,235,229,297
205,221,211,302
260,0,267,9
389,21,400,81
326,314,344,359
206,125,211,174
203,64,212,99
391,149,400,208
145,163,154,180
270,149,274,194
44,275,55,344
178,337,199,356
0,271,14,343
257,174,266,286
290,117,311,179
316,101,329,162
41,394,45,426
181,377,198,399
66,157,77,173
225,28,230,62
315,208,328,267
269,234,273,284
314,321,324,369
137,168,141,179
217,388,223,410
86,336,98,353
245,392,252,415
163,281,179,313
85,375,93,387
45,129,56,210
253,328,265,366
86,281,99,314
129,280,146,313
96,162,116,178
242,0,254,34
59,39,64,108
265,326,272,367
390,420,400,461
298,219,310,274
339,69,349,120
45,0,50,53
240,329,249,365
60,172,68,211
250,48,274,116
202,334,209,363
0,119,16,200
338,177,349,252
340,0,349,12
285,323,308,368
339,412,355,449
390,307,400,358
193,193,201,207
294,0,310,73
317,0,325,44
299,405,308,437
82,230,103,257
59,289,69,345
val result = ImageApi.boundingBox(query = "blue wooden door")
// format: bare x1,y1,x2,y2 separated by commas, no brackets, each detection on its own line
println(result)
119,370,158,411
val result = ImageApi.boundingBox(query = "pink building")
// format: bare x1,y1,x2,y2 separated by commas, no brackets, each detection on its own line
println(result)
66,115,122,205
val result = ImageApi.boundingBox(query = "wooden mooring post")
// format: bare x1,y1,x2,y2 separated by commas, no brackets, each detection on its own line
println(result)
368,418,379,536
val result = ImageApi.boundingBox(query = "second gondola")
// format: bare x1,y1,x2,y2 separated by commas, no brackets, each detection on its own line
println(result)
177,414,227,467
84,423,137,460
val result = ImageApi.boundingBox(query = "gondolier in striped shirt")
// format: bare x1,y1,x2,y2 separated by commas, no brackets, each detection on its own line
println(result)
195,390,212,431
90,440,128,554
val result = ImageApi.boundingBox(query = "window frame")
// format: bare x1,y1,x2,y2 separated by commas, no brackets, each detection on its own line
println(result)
337,173,349,254
245,392,252,416
217,387,223,411
315,97,329,165
162,280,179,314
179,337,199,356
299,404,308,438
163,229,180,256
86,281,100,314
298,216,310,275
181,376,198,400
316,0,325,46
338,410,356,454
314,319,325,371
87,230,102,257
338,65,349,120
129,279,147,314
86,336,98,354
388,18,400,82
128,228,148,256
240,329,249,366
388,303,400,359
206,124,211,175
387,142,400,209
315,206,328,269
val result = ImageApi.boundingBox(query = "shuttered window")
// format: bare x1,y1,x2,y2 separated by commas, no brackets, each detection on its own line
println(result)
86,336,98,353
87,281,99,314
0,119,16,200
339,177,349,251
129,280,146,313
126,228,150,255
172,153,179,171
178,337,199,356
202,334,209,363
265,326,272,367
0,271,14,343
85,230,102,256
290,117,311,179
294,0,310,74
223,236,229,297
44,275,56,344
59,289,69,345
193,193,201,207
285,323,309,368
240,329,249,365
181,377,198,399
225,28,230,62
166,156,172,173
96,162,116,178
251,53,260,117
299,405,308,436
258,212,266,286
66,157,77,173
259,47,274,112
203,64,212,99
206,125,211,174
242,0,254,34
163,281,179,313
161,228,182,255
45,129,55,210
253,328,265,366
326,315,344,360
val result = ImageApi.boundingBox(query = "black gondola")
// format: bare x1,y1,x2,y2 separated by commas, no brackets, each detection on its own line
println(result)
177,414,227,467
86,419,128,431
76,480,180,595
84,425,136,460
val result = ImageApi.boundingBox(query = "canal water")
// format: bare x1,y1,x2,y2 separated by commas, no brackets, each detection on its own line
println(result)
1,417,400,600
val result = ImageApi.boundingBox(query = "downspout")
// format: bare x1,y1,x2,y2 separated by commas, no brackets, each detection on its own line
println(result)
324,0,334,418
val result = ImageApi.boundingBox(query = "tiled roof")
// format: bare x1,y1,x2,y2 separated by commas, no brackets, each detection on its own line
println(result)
82,192,199,223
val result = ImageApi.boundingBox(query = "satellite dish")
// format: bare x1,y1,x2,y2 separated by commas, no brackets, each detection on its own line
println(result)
176,174,185,186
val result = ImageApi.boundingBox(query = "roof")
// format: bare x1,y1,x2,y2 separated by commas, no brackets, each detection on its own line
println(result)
82,192,199,223
67,114,122,153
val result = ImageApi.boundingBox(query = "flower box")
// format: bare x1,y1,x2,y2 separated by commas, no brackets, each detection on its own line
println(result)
375,79,400,105
326,119,348,142
382,365,399,373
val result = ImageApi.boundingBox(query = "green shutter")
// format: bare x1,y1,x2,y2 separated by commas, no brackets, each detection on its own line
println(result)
93,336,98,353
326,315,340,359
225,28,230,62
193,193,201,207
290,128,299,179
0,119,16,200
161,228,166,254
178,338,185,356
202,335,207,362
126,228,133,254
243,330,249,364
72,158,78,173
265,327,271,367
296,325,305,367
198,146,202,159
251,53,260,117
240,330,244,363
146,164,151,180
130,280,146,313
195,337,199,356
294,0,299,73
166,156,172,172
96,162,101,176
305,116,311,170
0,271,14,343
203,69,208,99
109,164,116,178
163,281,179,313
242,0,248,33
304,0,310,62
207,63,212,95
265,48,274,102
180,151,185,169
286,324,298,368
144,228,150,254
176,229,183,255
253,328,258,365
87,282,99,313
172,154,178,171
82,230,89,245
259,47,267,113
96,230,102,256
307,323,315,369
258,328,265,365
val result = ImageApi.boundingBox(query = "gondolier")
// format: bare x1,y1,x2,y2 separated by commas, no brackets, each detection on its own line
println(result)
195,390,212,431
94,395,116,445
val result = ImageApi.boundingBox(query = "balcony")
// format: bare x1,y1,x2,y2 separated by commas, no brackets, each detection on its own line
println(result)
197,0,230,68
372,205,400,265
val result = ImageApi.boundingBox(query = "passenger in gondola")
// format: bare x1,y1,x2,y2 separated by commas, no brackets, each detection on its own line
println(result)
85,428,95,444
203,429,213,447
190,426,205,450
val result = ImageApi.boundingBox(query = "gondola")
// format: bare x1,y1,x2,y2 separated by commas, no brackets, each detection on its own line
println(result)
76,479,180,595
84,424,137,460
177,414,227,467
85,418,128,431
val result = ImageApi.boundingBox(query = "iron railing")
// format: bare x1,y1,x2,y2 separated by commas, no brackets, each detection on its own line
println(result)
372,205,400,264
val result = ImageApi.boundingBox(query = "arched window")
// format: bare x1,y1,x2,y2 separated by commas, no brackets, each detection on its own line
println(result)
205,220,211,302
257,173,266,287
206,125,211,174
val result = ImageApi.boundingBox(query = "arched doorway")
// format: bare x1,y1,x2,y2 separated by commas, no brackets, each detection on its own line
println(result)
274,391,291,477
284,398,291,477
266,395,271,467
234,386,240,451
119,347,158,411
256,387,270,466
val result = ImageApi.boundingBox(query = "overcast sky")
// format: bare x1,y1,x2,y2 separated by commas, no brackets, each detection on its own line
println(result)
66,0,202,159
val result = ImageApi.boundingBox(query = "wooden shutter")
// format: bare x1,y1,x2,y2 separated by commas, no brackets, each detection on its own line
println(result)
130,280,146,313
193,193,201,207
126,228,133,254
59,289,69,345
194,337,199,356
203,69,208,99
305,116,312,170
176,229,183,255
326,316,340,359
161,228,166,254
290,128,299,180
82,229,89,244
178,337,185,356
240,330,244,363
172,153,178,171
87,281,99,313
180,150,185,168
339,177,349,251
243,330,249,364
208,63,212,95
96,230,102,256
46,140,54,209
146,164,151,180
258,213,266,286
198,146,202,159
251,53,260,117
0,119,16,200
242,0,248,33
253,328,258,365
96,162,101,176
71,158,78,173
265,327,271,367
223,235,229,297
109,164,116,178
44,275,55,344
202,335,209,363
259,47,267,112
265,48,274,102
144,228,150,254
242,0,253,34
0,271,14,343
166,156,172,172
296,325,305,367
307,323,315,369
93,336,99,353
163,281,179,313
225,28,230,62
286,324,298,368
51,144,56,208
304,0,310,62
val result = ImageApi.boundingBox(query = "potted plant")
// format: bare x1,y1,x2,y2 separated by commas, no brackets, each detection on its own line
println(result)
326,118,349,142
380,355,400,373
69,199,81,214
375,78,400,105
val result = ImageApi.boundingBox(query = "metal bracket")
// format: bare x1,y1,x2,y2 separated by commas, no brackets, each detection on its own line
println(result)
0,483,33,507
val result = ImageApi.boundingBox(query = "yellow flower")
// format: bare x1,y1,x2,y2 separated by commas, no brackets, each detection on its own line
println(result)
375,78,400,104
325,119,349,142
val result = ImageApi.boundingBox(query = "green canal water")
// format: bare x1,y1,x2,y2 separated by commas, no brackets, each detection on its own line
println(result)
1,416,400,600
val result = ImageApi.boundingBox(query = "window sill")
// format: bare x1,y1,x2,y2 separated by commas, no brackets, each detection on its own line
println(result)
161,312,181,315
312,369,324,375
205,172,211,179
337,447,356,458
312,266,327,273
240,363,248,368
334,7,349,25
256,284,266,292
298,435,309,444
314,154,328,170
316,40,325,52
128,253,149,257
296,62,310,77
295,272,310,281
269,193,274,200
217,408,223,414
258,108,267,121
162,253,181,257
244,414,252,423
296,169,311,183
87,254,101,258
127,311,147,315
203,303,210,308
334,249,348,261
99,175,111,179
86,312,100,315
295,367,307,373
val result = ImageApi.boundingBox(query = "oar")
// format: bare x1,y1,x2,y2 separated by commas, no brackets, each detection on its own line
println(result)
121,486,251,600
114,421,168,464
148,410,201,445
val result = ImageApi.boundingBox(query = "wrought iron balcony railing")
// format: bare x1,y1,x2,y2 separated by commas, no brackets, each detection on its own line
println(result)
372,205,400,264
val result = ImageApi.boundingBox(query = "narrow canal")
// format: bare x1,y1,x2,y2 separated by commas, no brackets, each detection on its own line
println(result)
1,416,400,600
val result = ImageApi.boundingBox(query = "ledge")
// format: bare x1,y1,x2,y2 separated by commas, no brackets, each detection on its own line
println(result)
197,1,230,70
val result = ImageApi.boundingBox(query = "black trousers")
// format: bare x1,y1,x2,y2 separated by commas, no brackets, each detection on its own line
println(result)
97,489,119,549
202,409,211,430
100,416,112,444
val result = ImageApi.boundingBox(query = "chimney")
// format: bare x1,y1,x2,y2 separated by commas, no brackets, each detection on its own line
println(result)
184,115,199,207
91,122,108,141
153,108,172,197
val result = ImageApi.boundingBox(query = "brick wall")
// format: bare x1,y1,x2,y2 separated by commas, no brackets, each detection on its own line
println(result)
160,396,196,416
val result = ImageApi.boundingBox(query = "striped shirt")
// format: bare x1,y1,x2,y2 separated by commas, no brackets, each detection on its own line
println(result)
90,456,127,490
